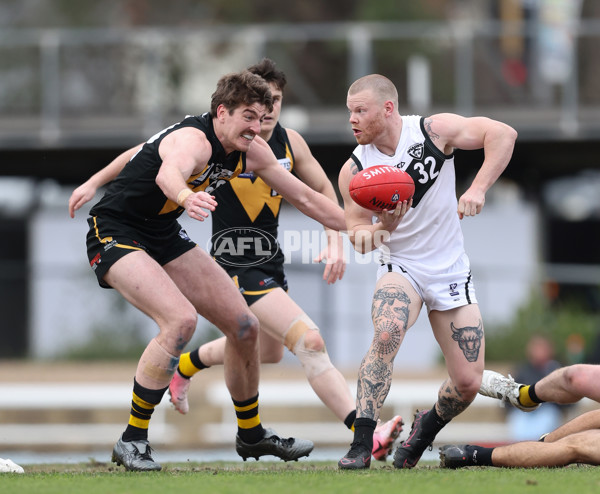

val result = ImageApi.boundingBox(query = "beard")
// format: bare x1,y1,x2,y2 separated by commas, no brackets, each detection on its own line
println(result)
355,114,387,145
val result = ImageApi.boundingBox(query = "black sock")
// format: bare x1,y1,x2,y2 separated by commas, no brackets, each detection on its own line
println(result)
353,417,377,452
344,410,357,430
464,445,494,466
422,406,449,439
528,383,545,403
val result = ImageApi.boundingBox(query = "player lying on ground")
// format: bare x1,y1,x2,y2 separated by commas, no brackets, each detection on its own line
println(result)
440,364,600,467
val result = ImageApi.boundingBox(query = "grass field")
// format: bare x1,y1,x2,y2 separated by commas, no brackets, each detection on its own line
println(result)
2,460,600,494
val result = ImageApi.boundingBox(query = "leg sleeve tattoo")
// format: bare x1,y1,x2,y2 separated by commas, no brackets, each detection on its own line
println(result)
357,284,411,419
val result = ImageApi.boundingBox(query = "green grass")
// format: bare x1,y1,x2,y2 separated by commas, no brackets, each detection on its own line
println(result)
3,461,600,494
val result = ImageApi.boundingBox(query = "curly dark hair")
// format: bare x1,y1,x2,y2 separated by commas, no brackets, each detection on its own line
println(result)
210,70,273,117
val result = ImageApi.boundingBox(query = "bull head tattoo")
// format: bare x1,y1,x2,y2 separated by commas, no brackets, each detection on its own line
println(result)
451,320,483,362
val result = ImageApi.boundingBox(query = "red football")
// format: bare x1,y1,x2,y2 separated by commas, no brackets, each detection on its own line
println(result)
349,165,415,212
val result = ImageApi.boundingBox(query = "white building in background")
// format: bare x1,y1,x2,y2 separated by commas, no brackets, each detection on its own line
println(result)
28,179,539,369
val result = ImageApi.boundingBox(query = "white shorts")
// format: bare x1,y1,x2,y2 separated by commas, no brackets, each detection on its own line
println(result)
376,252,477,313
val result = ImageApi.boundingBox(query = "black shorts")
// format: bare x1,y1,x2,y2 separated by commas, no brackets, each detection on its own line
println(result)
86,215,196,288
223,261,288,306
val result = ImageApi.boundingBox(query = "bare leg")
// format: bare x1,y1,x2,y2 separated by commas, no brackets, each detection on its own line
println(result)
197,330,283,367
543,409,600,443
251,289,355,421
535,364,600,404
165,248,260,401
429,304,485,421
105,251,198,391
492,429,600,467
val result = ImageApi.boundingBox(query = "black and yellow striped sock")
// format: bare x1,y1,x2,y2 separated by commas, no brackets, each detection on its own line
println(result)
519,383,544,407
122,379,168,442
177,350,209,379
233,394,265,444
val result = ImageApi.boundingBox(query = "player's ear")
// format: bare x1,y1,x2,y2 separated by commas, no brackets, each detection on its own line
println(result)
384,100,395,117
216,104,227,122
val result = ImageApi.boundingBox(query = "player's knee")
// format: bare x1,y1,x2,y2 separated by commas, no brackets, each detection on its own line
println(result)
563,364,589,396
371,321,405,356
235,312,260,343
454,373,481,400
283,315,333,379
303,329,325,352
296,337,334,380
163,308,197,353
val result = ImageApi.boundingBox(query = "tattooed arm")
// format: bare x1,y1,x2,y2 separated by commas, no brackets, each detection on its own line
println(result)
338,159,411,253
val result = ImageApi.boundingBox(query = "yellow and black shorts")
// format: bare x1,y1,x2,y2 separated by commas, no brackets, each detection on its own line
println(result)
223,262,288,306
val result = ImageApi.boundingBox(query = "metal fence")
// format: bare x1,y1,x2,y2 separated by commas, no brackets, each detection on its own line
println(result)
1,19,600,148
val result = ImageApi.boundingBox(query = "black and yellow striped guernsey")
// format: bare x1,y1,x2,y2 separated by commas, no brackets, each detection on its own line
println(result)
210,122,294,267
90,113,245,234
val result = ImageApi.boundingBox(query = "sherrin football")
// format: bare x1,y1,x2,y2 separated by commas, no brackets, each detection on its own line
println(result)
349,165,415,212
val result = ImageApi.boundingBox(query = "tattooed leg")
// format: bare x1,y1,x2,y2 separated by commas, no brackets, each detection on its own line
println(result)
435,379,471,422
430,306,485,421
356,283,412,420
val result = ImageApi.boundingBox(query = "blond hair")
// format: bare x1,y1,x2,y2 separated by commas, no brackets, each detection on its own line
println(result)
348,74,398,107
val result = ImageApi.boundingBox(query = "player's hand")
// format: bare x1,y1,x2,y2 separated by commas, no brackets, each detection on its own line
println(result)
184,191,217,221
457,188,485,219
314,233,346,285
68,182,98,218
377,198,412,231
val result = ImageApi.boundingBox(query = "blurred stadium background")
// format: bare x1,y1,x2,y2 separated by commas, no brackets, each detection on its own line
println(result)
0,0,599,458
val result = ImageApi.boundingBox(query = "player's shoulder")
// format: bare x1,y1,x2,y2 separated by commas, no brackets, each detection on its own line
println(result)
282,126,308,149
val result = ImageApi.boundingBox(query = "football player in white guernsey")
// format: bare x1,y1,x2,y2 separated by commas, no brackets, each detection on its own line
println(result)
337,74,517,470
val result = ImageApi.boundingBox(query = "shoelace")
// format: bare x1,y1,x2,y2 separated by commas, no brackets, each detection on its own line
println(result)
269,434,295,447
133,443,154,461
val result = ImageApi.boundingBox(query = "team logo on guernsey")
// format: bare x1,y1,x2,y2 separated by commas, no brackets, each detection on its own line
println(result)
209,227,279,267
278,158,291,172
407,143,423,159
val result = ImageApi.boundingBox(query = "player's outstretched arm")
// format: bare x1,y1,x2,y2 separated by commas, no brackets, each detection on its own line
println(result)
287,129,346,284
248,137,346,232
68,143,142,218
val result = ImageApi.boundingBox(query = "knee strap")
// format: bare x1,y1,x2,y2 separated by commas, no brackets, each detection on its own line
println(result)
283,314,334,379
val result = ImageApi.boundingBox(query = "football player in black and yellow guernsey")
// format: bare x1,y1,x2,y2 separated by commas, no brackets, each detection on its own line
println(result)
168,58,404,462
69,69,346,470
